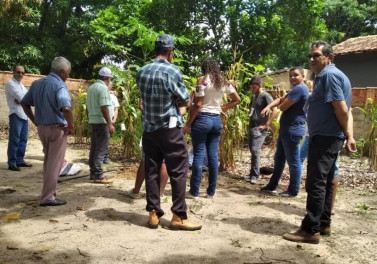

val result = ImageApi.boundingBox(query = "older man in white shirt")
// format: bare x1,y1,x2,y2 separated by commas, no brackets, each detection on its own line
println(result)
5,65,32,171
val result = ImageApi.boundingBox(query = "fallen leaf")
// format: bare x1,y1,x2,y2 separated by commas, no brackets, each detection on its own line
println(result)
7,245,19,250
49,219,59,224
26,200,39,206
35,245,55,253
2,214,20,220
0,188,16,194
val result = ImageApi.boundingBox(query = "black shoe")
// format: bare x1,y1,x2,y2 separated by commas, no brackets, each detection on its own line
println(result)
40,198,67,207
17,162,32,167
8,165,21,171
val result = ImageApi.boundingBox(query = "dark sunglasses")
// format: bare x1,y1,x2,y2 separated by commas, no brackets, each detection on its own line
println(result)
16,71,25,75
307,53,324,60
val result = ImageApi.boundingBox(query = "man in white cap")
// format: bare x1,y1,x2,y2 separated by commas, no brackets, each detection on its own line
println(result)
86,67,115,184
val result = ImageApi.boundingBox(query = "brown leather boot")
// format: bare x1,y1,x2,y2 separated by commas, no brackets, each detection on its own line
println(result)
170,213,202,231
320,226,331,236
148,210,160,229
283,229,320,244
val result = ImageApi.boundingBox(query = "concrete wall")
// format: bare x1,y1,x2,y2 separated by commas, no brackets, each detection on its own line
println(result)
0,71,91,127
335,52,377,88
260,69,312,91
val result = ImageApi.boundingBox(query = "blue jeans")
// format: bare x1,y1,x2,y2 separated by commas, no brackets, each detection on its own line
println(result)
248,127,268,178
7,114,28,166
266,132,303,195
190,113,223,196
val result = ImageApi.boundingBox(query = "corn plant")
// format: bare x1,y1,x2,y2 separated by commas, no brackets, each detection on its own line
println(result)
71,87,89,144
354,98,377,171
218,56,265,171
113,65,143,160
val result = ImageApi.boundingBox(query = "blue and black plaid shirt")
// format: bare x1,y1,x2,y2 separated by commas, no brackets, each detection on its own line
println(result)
137,59,189,132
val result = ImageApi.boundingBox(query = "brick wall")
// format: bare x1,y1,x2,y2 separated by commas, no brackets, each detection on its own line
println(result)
0,71,91,127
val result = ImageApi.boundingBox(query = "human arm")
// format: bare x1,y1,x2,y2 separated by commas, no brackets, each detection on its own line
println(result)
260,96,284,117
138,98,143,111
101,106,115,135
6,82,25,104
62,106,74,135
221,91,241,113
182,96,203,134
332,100,356,152
112,107,119,123
20,102,36,126
258,106,278,131
345,108,356,153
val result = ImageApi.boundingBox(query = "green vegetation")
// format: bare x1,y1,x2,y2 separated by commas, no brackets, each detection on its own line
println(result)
354,98,377,170
2,0,377,77
2,0,377,167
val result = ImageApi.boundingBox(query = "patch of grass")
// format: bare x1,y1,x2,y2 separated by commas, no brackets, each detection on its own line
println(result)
356,203,370,211
229,238,242,248
247,200,263,206
355,203,371,216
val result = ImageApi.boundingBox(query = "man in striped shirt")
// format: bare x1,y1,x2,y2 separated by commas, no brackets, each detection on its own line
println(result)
21,57,73,207
137,34,201,231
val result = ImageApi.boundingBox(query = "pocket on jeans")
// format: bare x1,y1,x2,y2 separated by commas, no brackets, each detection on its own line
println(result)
193,119,207,129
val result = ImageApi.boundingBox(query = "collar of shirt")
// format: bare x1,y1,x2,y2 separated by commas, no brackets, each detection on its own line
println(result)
49,72,65,83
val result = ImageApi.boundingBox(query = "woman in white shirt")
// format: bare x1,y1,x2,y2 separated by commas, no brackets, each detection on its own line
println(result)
183,57,240,199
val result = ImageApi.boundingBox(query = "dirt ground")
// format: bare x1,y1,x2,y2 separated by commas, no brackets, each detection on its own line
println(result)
0,138,376,264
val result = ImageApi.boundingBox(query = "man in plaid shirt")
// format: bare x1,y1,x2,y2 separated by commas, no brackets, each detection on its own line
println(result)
137,34,201,231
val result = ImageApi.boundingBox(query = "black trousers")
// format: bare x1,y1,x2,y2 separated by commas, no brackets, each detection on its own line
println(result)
143,127,188,219
301,135,344,234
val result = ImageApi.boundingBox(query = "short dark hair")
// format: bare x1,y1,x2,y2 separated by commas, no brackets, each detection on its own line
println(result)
154,47,172,56
289,66,304,75
13,65,24,72
310,41,333,56
248,76,261,86
98,75,109,81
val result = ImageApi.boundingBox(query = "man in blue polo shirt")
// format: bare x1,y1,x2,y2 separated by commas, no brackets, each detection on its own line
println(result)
21,57,74,206
137,34,201,231
283,41,356,244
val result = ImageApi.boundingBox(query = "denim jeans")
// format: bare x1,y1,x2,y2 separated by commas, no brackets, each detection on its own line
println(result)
190,113,223,196
301,135,343,233
248,127,268,178
89,124,110,179
7,114,28,167
265,132,303,195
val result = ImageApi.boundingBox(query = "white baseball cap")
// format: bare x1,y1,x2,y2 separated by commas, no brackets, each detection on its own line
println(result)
98,67,114,78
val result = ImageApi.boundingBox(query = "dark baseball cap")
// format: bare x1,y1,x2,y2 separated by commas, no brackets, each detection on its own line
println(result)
155,34,175,48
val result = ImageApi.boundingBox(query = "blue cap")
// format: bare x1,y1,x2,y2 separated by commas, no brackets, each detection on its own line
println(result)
155,34,175,48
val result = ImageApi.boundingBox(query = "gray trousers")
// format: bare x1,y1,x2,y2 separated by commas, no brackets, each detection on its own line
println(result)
248,127,268,178
89,123,110,179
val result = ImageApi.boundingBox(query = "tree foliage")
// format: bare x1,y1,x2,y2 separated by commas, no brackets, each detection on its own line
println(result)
1,0,376,76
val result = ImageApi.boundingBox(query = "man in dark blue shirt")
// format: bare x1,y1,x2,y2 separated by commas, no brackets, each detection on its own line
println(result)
283,41,356,244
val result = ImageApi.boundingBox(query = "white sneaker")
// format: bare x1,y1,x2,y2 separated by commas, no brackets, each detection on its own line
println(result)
127,189,143,199
206,194,214,201
186,192,199,201
250,176,257,185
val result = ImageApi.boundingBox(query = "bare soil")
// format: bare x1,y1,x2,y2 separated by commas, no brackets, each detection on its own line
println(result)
0,138,376,264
